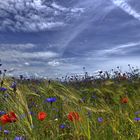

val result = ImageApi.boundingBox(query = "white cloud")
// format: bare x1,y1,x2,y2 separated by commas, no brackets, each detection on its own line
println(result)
0,43,59,65
7,68,16,73
51,2,68,12
24,62,30,66
24,51,59,58
48,60,60,66
96,41,140,56
51,2,85,13
0,50,58,59
70,8,85,13
111,0,140,21
0,43,36,51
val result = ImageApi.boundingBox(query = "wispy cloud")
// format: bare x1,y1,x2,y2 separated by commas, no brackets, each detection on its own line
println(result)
51,2,68,12
1,50,59,59
57,0,114,56
111,0,140,21
24,51,59,59
48,60,60,67
0,43,59,65
0,43,36,51
96,41,140,56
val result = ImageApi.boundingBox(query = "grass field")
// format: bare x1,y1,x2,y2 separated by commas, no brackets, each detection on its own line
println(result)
0,73,140,140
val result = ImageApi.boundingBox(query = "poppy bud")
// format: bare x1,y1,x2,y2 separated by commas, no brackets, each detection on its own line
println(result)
121,97,128,104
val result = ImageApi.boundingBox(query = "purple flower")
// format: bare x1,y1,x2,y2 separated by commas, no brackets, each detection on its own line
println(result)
10,82,16,89
92,95,97,99
0,111,5,115
45,97,57,103
98,117,103,123
3,93,9,98
0,87,7,92
14,136,24,140
4,130,10,134
135,111,140,115
0,126,2,131
134,118,140,121
82,97,86,101
60,124,66,129
29,111,34,115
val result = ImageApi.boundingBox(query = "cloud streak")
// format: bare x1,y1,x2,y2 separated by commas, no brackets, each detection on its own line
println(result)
0,43,36,51
95,41,140,56
0,43,59,66
0,50,58,59
111,0,140,21
57,0,114,56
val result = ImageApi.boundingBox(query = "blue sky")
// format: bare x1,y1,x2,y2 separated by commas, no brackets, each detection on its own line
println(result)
0,0,140,78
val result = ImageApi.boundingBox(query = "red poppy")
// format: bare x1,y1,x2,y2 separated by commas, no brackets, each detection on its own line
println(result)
38,112,47,121
0,111,18,125
8,112,18,123
67,112,80,122
0,114,10,125
121,97,128,104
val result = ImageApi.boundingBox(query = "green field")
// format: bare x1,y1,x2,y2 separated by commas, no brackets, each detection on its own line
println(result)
0,77,140,140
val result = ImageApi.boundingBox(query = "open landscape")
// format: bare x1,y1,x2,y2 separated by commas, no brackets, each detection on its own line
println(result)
0,0,140,139
0,65,140,140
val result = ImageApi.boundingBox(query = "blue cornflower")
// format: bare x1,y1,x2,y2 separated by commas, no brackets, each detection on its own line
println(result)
0,126,2,131
60,124,66,129
10,82,16,88
29,111,34,115
3,93,9,98
14,136,24,140
92,95,97,99
4,130,10,134
82,97,86,102
45,97,57,103
98,117,103,123
135,111,140,115
134,118,140,121
0,87,7,92
0,111,5,115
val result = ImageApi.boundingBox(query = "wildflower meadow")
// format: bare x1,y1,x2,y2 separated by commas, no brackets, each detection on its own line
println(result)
0,65,140,140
